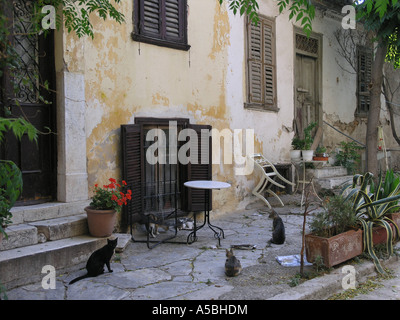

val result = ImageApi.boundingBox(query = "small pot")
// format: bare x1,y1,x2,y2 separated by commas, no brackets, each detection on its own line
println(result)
85,206,117,237
302,150,314,162
290,150,301,160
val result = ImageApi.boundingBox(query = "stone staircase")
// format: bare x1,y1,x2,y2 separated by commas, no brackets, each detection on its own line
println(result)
307,165,353,193
0,201,109,290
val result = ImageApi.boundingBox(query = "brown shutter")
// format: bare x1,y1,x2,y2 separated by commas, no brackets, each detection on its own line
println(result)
247,17,277,110
186,124,212,212
357,46,372,115
263,22,276,108
164,0,185,42
141,0,161,37
121,124,144,224
248,21,263,104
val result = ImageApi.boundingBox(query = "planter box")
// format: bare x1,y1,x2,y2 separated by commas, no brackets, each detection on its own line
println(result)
371,223,397,246
305,229,363,268
389,212,400,232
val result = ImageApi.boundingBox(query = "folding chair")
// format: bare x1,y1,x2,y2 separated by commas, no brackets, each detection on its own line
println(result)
248,154,295,208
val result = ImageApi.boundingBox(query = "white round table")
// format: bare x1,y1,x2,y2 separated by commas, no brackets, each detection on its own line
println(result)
184,180,231,245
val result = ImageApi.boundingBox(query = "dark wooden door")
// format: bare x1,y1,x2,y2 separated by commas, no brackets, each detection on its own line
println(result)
1,1,57,205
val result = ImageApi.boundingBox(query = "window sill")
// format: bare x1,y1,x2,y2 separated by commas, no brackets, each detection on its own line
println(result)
244,103,280,112
131,33,191,51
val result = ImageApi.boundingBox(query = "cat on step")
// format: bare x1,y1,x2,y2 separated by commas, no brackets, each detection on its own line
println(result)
267,209,285,246
69,237,118,284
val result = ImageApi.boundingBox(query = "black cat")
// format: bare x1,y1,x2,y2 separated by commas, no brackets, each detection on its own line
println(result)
267,209,285,246
69,238,118,284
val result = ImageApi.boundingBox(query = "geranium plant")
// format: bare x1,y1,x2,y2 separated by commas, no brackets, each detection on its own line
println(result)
90,178,132,213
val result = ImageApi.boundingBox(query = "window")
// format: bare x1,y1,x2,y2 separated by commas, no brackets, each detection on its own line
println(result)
356,45,372,117
245,16,278,111
132,0,190,51
121,118,212,222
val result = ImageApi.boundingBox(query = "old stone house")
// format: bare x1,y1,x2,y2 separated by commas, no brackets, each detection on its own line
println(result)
3,0,400,226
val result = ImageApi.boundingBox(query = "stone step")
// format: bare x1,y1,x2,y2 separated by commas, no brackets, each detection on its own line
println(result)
316,175,353,190
10,200,90,225
0,214,89,251
306,166,348,179
0,236,107,290
0,224,38,251
29,214,88,242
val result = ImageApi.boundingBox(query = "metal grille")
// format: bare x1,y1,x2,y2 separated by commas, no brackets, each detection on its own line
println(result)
296,34,319,55
12,0,40,104
143,126,181,216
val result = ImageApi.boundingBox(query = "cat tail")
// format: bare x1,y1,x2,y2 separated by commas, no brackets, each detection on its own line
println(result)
69,273,89,285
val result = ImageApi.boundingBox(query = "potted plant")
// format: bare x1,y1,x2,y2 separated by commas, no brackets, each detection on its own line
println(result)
290,136,304,160
313,146,328,161
302,122,317,161
85,178,132,237
334,141,363,174
305,195,363,268
342,172,400,274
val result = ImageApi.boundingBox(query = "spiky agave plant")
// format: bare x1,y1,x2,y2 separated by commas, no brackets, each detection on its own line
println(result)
342,172,400,274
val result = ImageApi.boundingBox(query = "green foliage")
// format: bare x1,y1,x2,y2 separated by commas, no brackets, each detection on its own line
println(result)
0,160,23,238
277,0,315,37
291,121,316,150
219,0,260,24
342,172,400,274
355,0,400,69
32,0,125,39
291,136,305,150
334,141,363,174
219,0,315,36
303,121,316,150
309,195,358,238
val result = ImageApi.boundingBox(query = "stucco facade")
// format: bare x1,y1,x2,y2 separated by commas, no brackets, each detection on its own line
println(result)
53,0,400,220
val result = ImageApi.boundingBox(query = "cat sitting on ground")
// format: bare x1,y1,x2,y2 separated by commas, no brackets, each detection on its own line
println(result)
69,237,118,284
225,248,242,277
147,214,187,238
266,209,285,246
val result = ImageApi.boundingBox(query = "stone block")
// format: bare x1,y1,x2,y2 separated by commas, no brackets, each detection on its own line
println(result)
0,224,38,251
29,214,88,241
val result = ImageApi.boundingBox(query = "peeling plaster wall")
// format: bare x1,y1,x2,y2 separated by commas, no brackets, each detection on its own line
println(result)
60,0,399,216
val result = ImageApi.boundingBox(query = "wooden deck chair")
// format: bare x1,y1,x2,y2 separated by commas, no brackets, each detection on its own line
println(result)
248,154,295,208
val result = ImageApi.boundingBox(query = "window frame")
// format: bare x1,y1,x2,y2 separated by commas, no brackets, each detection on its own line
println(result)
132,0,190,51
356,45,372,118
244,15,278,112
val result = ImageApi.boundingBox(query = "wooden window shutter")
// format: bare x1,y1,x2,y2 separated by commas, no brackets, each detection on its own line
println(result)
246,17,277,111
186,124,212,212
133,0,189,50
357,46,372,115
121,124,144,223
164,0,185,43
141,0,161,37
248,22,263,104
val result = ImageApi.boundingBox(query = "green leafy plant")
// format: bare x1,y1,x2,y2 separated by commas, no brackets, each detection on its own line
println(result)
315,145,326,155
342,172,400,274
90,178,132,213
0,160,23,238
334,141,363,174
291,136,305,150
303,121,317,150
309,195,358,238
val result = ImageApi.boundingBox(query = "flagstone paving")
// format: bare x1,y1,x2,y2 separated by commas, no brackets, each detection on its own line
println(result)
5,195,400,300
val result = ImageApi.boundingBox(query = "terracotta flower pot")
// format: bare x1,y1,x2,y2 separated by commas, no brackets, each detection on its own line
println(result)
305,229,363,268
85,206,117,237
